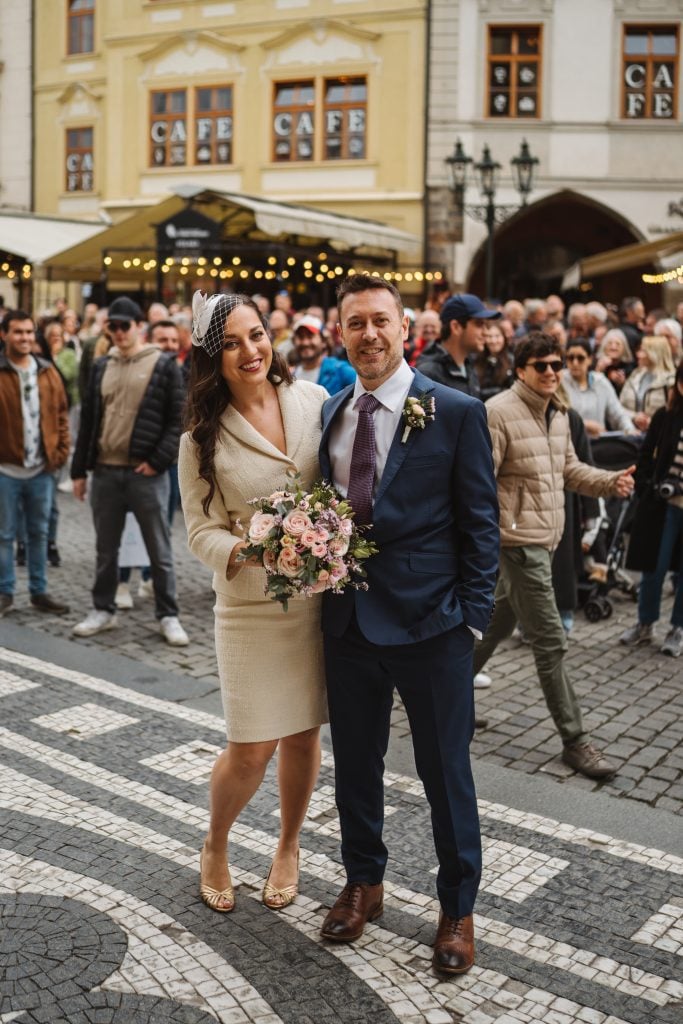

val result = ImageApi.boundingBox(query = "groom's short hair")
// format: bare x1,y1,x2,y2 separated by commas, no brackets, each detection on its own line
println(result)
337,273,404,319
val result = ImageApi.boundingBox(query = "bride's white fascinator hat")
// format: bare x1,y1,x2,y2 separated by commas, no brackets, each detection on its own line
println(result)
191,291,248,357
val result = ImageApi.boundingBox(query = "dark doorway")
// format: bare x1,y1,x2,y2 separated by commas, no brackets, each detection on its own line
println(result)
466,190,647,302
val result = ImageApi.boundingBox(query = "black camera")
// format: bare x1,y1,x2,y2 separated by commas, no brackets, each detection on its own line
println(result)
656,477,683,499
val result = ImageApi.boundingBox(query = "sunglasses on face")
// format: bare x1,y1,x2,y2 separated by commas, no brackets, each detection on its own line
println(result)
107,320,131,333
566,354,587,363
529,359,563,374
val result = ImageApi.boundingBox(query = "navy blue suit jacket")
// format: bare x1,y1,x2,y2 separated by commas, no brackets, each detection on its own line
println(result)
320,368,500,645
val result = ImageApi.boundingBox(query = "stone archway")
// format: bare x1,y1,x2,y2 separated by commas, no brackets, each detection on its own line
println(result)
466,190,645,302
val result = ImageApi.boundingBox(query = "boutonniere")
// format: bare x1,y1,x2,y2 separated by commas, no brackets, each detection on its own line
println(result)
401,393,436,443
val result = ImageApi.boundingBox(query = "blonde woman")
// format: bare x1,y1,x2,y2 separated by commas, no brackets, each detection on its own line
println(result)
654,318,683,365
620,335,676,432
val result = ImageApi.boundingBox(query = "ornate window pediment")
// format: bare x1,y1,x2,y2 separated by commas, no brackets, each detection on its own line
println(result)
56,82,103,119
139,31,244,78
261,19,379,68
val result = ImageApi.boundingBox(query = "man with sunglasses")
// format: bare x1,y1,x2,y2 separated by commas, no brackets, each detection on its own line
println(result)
472,332,635,780
71,296,189,646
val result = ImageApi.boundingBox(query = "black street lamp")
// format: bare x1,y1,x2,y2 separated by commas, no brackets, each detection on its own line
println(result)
444,138,472,196
445,138,539,299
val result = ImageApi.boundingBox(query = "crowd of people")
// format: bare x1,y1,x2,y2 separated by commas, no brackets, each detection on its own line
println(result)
1,277,682,976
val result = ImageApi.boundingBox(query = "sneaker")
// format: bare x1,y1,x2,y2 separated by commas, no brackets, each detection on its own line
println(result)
619,622,653,646
661,626,683,658
562,740,616,780
15,543,26,567
115,582,134,610
30,593,70,615
159,615,189,646
474,672,491,689
47,542,61,568
137,578,154,600
0,594,14,617
73,610,118,637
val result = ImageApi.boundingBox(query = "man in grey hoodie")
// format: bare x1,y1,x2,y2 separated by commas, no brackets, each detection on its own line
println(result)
71,296,189,646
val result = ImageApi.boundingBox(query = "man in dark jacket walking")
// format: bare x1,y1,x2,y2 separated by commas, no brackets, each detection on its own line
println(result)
71,296,189,645
416,293,500,398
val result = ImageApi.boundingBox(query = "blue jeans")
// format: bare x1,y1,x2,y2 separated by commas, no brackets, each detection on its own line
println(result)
0,471,54,596
638,503,683,627
15,470,59,546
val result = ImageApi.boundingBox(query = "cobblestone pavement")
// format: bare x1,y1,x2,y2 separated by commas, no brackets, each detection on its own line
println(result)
1,639,681,1024
5,489,683,812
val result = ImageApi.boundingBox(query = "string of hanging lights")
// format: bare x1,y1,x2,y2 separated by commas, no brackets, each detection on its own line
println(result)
98,250,444,286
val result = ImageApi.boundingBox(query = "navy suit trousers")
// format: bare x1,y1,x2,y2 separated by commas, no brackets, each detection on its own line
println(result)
324,616,481,918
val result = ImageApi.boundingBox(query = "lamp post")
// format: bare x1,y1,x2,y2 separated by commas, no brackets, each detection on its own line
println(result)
445,137,538,299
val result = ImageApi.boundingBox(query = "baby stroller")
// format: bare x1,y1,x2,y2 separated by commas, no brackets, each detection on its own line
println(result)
581,433,642,622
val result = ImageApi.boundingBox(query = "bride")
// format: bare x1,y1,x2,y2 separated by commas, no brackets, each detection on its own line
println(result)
178,292,328,912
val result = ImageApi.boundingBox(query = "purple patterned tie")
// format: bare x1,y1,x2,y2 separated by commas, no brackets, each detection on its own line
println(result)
347,392,381,526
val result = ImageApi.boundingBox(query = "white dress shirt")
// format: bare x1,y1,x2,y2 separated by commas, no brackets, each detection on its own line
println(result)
328,358,413,498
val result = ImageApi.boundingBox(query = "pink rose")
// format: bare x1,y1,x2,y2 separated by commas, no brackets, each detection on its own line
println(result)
311,541,328,558
328,536,349,557
277,547,304,578
283,509,313,536
308,578,329,594
248,512,276,543
317,569,330,582
329,560,349,583
339,518,353,536
300,528,320,549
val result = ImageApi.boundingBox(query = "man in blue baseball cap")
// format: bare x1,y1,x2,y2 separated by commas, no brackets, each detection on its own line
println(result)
416,293,500,398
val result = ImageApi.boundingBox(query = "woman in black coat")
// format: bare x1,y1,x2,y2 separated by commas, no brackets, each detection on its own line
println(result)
621,361,683,655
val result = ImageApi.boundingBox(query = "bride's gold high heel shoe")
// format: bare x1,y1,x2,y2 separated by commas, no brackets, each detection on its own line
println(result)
199,847,235,913
262,851,299,910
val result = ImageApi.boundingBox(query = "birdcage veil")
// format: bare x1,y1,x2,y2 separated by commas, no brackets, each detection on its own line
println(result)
191,291,248,357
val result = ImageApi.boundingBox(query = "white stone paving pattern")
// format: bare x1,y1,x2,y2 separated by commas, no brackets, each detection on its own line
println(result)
31,701,140,738
0,644,681,1024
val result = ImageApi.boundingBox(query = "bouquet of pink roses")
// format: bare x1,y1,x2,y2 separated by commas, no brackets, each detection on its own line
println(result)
238,474,378,611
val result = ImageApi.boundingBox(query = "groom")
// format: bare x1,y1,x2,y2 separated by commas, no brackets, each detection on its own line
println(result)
319,274,499,974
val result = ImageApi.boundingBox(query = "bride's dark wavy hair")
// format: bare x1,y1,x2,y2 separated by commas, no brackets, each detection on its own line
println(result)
185,294,292,515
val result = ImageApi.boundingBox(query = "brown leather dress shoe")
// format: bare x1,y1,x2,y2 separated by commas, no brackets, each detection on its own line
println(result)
320,882,383,942
432,912,475,974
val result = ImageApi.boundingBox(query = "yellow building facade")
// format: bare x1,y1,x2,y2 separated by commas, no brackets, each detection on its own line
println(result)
34,0,427,294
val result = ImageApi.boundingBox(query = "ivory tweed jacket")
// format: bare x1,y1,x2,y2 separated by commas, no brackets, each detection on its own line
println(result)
178,379,327,600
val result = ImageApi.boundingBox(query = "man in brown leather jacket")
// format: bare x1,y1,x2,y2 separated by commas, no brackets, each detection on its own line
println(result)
0,310,70,617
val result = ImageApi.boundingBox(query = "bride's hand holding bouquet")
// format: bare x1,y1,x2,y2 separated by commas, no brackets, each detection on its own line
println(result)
237,474,378,610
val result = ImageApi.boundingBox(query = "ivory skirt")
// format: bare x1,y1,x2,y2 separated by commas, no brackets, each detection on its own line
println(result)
214,591,328,742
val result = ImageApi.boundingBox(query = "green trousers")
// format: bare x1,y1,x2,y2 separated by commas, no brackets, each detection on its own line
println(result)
473,545,587,745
